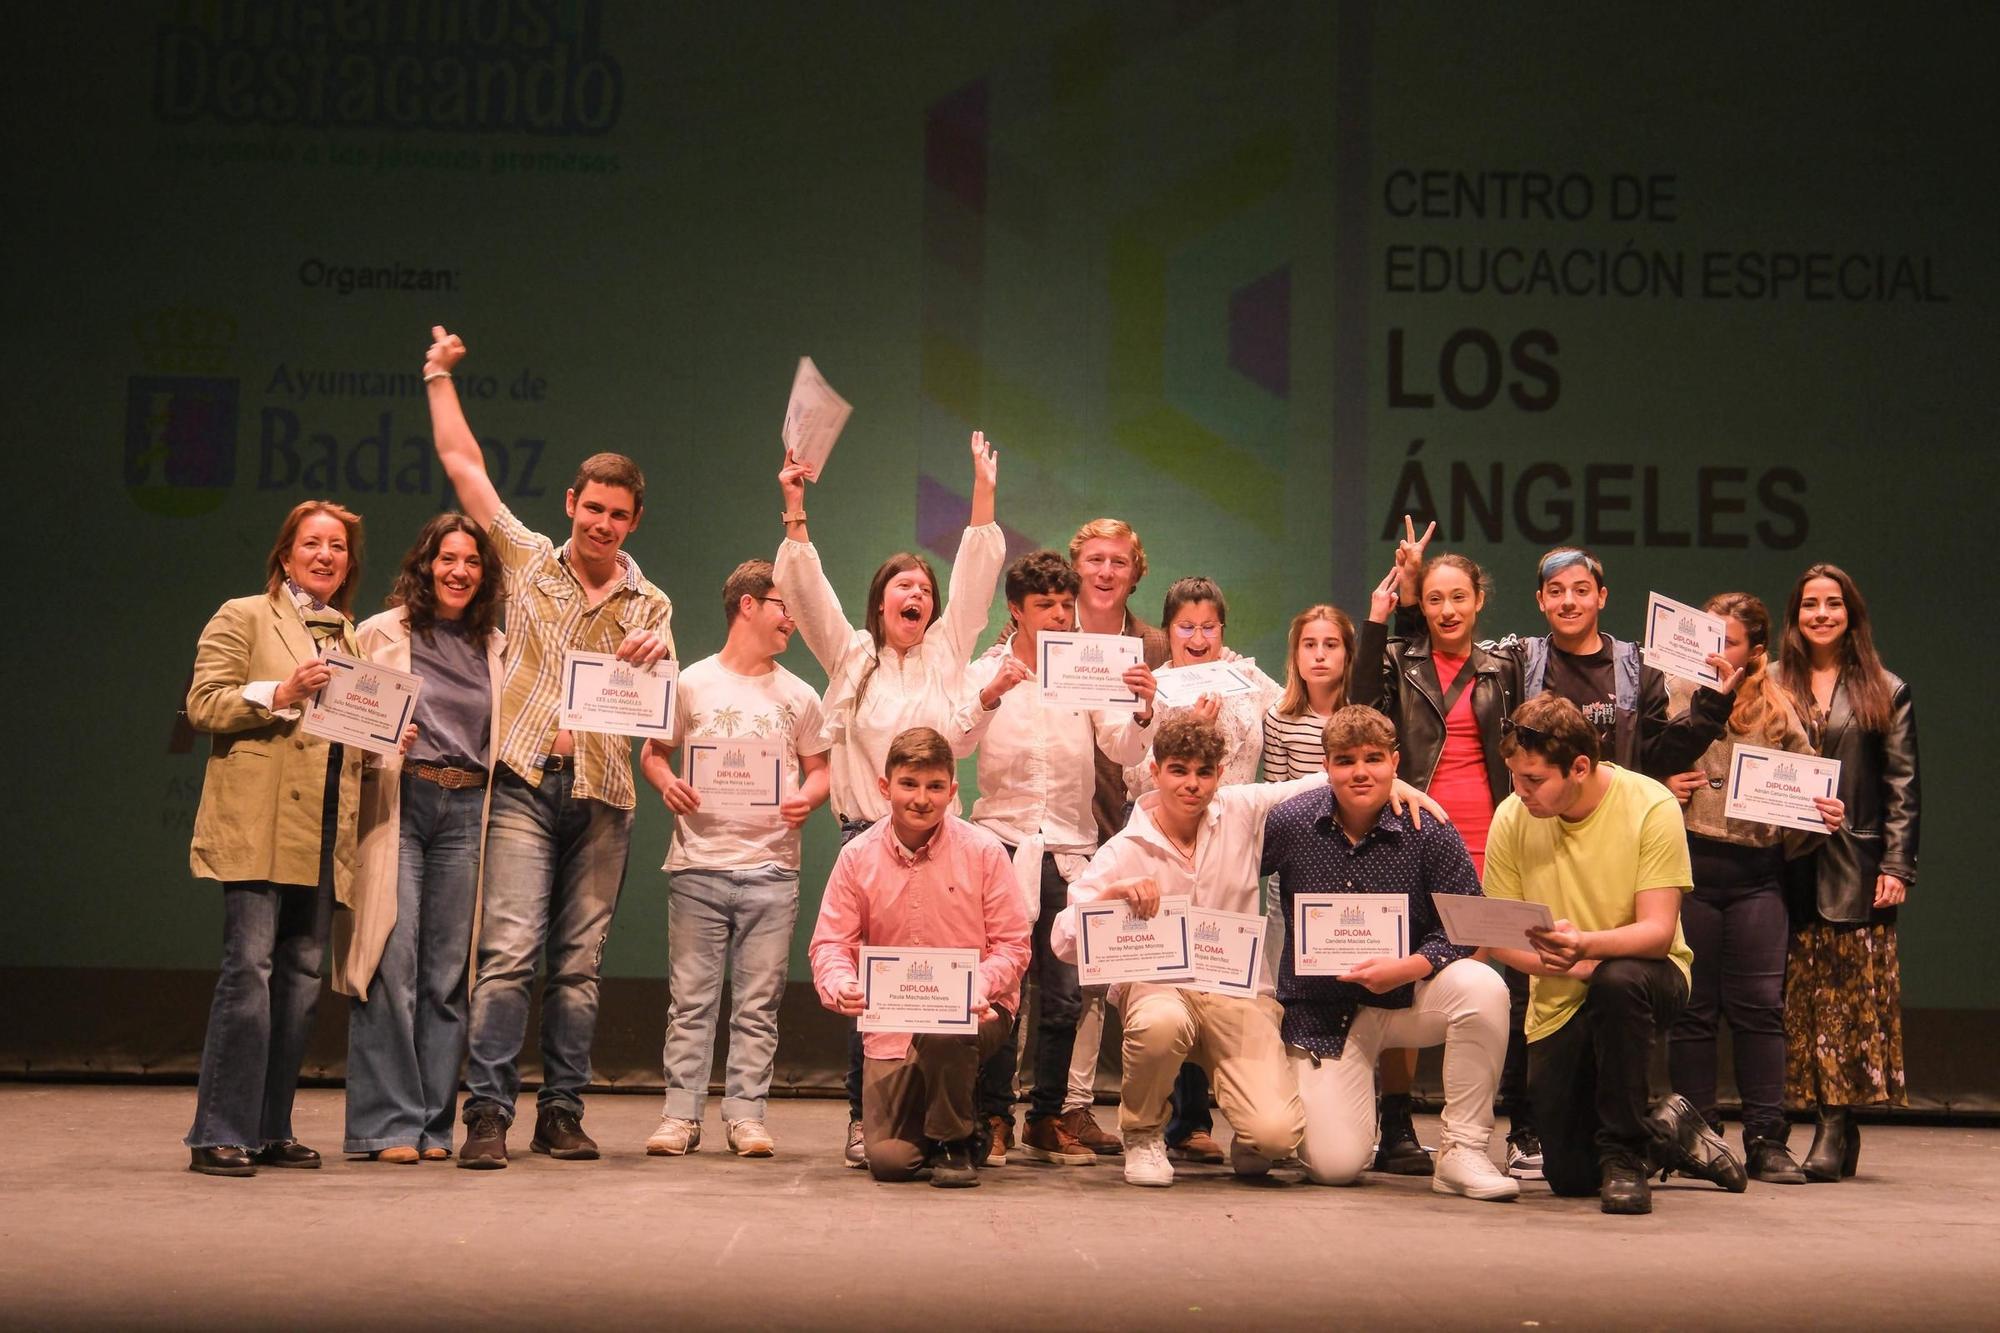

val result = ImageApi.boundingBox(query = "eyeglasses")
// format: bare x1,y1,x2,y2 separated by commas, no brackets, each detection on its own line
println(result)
1171,621,1222,638
758,597,789,617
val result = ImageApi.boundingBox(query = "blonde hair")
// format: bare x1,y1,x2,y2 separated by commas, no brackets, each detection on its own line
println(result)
1277,604,1354,719
1067,518,1149,586
1706,592,1797,747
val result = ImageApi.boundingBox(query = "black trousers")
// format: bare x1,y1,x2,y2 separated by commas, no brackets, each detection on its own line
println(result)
1528,957,1688,1197
1498,964,1534,1134
978,851,1081,1120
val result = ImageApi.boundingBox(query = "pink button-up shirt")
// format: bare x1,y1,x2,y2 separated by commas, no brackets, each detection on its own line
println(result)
809,816,1032,1060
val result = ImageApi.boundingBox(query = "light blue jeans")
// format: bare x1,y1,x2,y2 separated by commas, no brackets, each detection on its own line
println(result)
660,865,799,1122
343,775,483,1153
464,767,633,1123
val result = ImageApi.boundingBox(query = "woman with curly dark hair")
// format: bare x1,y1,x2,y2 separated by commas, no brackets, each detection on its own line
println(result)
1775,563,1918,1181
340,513,508,1163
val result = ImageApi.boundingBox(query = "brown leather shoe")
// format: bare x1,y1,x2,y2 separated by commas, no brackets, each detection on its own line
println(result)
1060,1107,1122,1156
420,1147,451,1162
188,1146,256,1177
1167,1131,1226,1165
373,1146,420,1165
1020,1114,1094,1166
531,1105,600,1160
251,1140,322,1169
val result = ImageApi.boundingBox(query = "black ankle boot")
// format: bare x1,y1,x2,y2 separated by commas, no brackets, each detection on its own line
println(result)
1746,1137,1807,1184
1373,1094,1434,1176
1802,1105,1850,1182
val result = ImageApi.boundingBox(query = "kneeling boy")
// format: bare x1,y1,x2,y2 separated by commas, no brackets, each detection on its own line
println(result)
1262,705,1517,1200
808,728,1031,1187
1051,718,1319,1187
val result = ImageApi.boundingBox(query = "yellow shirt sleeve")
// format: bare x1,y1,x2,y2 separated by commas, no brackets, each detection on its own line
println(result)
1635,789,1695,893
1482,798,1525,901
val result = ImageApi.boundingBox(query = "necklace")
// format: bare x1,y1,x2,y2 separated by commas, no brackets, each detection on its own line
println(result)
1159,824,1198,863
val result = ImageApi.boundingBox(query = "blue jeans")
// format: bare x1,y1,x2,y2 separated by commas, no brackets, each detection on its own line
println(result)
463,766,633,1123
188,750,340,1151
661,866,799,1122
343,775,483,1152
186,876,335,1149
838,817,873,1122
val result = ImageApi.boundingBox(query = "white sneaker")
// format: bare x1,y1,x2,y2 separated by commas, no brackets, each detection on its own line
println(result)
1432,1144,1521,1201
1123,1130,1175,1187
1229,1137,1274,1178
727,1118,776,1157
645,1116,701,1156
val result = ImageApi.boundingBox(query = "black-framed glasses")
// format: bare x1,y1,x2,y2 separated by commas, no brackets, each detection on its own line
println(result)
1498,717,1550,747
758,596,789,617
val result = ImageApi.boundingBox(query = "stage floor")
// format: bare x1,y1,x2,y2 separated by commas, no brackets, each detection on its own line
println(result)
2,1085,1993,1330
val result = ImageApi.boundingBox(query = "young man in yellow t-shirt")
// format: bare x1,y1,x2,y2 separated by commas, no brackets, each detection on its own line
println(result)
1483,694,1748,1215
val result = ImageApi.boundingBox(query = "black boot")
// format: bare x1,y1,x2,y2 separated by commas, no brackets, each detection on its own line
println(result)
1373,1094,1434,1176
1802,1105,1850,1182
1746,1137,1807,1185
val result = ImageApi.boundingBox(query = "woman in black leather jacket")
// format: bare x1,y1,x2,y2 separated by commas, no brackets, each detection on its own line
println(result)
1351,550,1543,1179
1776,563,1919,1181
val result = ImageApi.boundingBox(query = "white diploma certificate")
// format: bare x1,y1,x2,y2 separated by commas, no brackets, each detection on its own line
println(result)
558,652,677,738
1293,893,1408,975
782,355,853,474
1641,591,1727,687
1077,895,1194,986
685,737,786,812
857,947,979,1034
303,651,422,757
1183,906,1268,997
1036,632,1143,710
1431,893,1555,950
1725,743,1842,831
1152,658,1260,709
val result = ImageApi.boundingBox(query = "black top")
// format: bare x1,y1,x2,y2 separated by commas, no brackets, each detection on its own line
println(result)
1546,640,1617,750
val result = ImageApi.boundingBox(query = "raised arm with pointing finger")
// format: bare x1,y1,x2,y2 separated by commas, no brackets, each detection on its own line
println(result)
422,326,501,531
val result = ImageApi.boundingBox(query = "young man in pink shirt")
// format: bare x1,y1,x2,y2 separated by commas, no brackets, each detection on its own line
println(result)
808,728,1032,1187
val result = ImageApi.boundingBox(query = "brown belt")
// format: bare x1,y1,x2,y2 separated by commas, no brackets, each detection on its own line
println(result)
409,762,488,790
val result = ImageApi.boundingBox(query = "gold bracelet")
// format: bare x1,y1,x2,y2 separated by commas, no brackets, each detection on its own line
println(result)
782,510,807,523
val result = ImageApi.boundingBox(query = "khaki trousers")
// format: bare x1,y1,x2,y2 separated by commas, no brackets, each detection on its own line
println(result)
862,1011,1010,1182
1117,985,1304,1161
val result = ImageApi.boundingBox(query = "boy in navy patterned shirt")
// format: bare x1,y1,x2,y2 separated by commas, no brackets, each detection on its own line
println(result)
1261,705,1518,1200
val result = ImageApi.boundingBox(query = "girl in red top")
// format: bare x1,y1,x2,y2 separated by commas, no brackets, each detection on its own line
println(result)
1352,547,1536,1178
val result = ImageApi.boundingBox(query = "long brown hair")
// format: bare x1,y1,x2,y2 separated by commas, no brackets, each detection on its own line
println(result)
857,552,941,701
1779,563,1893,732
1277,603,1354,719
263,499,363,616
388,513,503,651
1705,592,1793,747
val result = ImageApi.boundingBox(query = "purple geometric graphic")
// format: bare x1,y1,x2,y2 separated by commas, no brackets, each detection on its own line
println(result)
917,472,1036,566
1227,263,1290,397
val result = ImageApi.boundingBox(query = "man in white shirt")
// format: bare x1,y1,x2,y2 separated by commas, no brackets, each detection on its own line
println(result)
953,550,1158,1166
639,559,831,1160
1050,718,1320,1186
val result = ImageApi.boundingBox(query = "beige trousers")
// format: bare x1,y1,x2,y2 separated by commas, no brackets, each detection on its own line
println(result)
1117,984,1304,1161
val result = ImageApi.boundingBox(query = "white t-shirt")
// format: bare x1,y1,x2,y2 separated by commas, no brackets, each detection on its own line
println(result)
664,655,831,874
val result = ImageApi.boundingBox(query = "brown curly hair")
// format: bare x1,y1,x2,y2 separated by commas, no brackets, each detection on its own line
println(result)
387,513,503,651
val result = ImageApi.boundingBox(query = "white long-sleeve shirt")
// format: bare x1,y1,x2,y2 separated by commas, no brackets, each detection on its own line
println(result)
1050,774,1326,997
952,640,1155,856
773,523,1004,824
